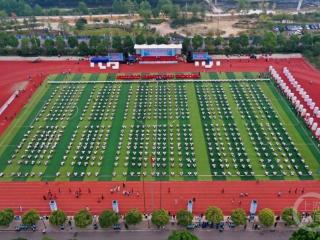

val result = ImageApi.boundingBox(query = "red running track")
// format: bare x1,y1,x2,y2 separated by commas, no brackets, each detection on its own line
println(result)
0,57,320,215
0,181,319,215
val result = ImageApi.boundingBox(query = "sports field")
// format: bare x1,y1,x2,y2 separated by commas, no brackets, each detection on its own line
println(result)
0,71,319,182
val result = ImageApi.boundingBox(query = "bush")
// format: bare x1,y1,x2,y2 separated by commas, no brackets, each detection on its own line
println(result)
176,210,193,227
281,208,300,226
0,208,14,226
151,209,169,228
258,208,275,227
312,209,320,224
22,210,39,225
99,210,119,228
205,206,224,224
74,209,92,228
49,210,67,226
125,209,142,226
168,230,198,240
230,208,247,226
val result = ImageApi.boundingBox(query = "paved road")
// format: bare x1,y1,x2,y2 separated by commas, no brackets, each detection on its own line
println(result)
0,229,293,240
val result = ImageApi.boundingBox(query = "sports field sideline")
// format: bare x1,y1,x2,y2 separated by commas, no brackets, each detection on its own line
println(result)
0,71,319,182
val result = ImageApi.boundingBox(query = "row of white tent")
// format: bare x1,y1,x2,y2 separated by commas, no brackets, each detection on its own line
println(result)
269,66,320,138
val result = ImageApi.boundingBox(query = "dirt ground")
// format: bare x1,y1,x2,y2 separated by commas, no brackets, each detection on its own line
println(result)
151,16,246,37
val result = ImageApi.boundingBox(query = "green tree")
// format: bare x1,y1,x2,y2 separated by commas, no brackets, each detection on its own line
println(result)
49,210,67,226
146,35,155,44
74,209,92,228
30,37,41,55
68,36,78,48
89,36,101,50
237,0,249,11
75,18,87,30
55,36,66,55
258,208,275,227
44,39,56,55
262,32,277,52
0,209,14,226
230,208,247,226
289,225,320,240
112,35,123,52
156,35,168,44
78,2,89,15
125,209,142,226
281,208,300,226
205,206,223,224
20,38,30,56
176,210,193,227
192,35,203,50
157,0,173,17
139,1,152,20
151,209,169,228
168,230,198,240
7,35,18,48
33,4,43,16
22,210,39,225
169,4,180,20
123,35,134,53
190,3,199,19
239,34,249,48
182,38,191,54
312,209,320,224
135,34,146,44
99,210,119,228
78,41,89,56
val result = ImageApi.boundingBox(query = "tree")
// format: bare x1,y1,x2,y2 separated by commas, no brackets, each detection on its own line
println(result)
89,36,101,50
135,34,145,44
289,225,320,240
239,34,249,48
262,32,277,52
30,37,41,55
230,208,247,226
125,209,142,226
22,210,39,225
20,38,30,56
75,18,87,30
123,35,134,53
157,0,173,17
33,4,43,16
190,3,199,19
156,36,168,44
99,210,119,228
112,36,123,52
44,39,56,55
192,35,203,50
169,4,180,20
49,210,67,226
74,209,92,228
168,230,198,240
78,42,89,56
312,209,320,224
151,209,169,228
0,209,14,226
176,210,193,227
281,208,300,226
205,206,223,224
139,1,152,20
7,35,18,48
237,0,249,11
68,36,78,49
78,2,89,15
55,36,66,55
258,208,275,227
146,35,155,44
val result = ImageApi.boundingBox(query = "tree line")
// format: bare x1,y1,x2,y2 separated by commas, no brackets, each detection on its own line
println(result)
1,206,320,239
0,31,320,60
0,0,204,18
